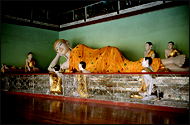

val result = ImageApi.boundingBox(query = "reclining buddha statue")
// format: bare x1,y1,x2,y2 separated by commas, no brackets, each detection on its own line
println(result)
48,39,189,73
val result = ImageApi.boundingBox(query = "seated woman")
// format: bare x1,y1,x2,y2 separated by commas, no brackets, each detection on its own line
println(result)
25,52,39,73
48,39,188,73
132,57,157,100
139,57,157,100
139,57,154,94
144,42,155,59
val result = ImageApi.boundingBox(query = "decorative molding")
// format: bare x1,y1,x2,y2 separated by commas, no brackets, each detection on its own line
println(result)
165,1,172,3
33,20,59,28
4,15,30,23
119,1,163,14
86,12,118,22
60,19,85,28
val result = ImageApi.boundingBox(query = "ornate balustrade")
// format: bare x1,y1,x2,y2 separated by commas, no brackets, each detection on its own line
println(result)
1,72,189,109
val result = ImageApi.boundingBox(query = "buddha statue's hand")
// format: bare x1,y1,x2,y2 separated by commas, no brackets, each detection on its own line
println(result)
27,66,30,72
50,62,56,69
53,69,56,73
60,65,67,71
56,52,62,57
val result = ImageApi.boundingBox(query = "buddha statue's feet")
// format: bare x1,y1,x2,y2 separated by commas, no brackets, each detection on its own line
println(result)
173,55,186,67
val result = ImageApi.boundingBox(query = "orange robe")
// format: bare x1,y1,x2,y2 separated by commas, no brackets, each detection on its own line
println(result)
25,59,39,72
146,50,155,58
69,44,165,73
168,49,179,58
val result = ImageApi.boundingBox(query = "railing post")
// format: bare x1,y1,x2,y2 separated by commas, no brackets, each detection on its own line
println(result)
117,1,120,14
84,7,87,22
62,74,64,96
84,75,87,98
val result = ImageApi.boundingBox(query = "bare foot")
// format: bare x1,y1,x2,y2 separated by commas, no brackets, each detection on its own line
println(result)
172,55,186,67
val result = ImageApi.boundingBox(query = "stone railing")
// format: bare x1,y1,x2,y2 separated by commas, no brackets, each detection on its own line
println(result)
1,72,189,109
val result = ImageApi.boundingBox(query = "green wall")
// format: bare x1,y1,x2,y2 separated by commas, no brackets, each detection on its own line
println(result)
1,5,189,72
59,5,189,62
1,23,59,71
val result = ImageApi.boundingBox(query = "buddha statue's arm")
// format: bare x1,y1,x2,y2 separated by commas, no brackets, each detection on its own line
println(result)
144,51,146,57
151,53,155,59
60,61,69,70
48,53,61,71
25,59,30,72
165,49,169,58
176,51,180,56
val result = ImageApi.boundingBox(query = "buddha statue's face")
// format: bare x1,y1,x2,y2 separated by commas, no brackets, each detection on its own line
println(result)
145,43,152,51
28,54,33,61
168,43,174,49
54,41,70,56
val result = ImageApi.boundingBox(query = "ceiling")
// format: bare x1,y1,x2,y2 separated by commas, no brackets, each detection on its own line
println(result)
1,1,100,13
1,1,188,31
1,1,101,30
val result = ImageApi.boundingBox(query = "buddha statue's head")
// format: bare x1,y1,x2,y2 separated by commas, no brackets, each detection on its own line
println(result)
28,52,33,61
145,42,153,51
168,41,174,49
54,39,71,56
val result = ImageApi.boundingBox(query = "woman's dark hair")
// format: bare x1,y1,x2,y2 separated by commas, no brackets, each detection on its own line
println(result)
146,42,153,46
168,41,174,45
145,57,152,66
53,65,60,71
28,52,33,55
79,61,86,69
